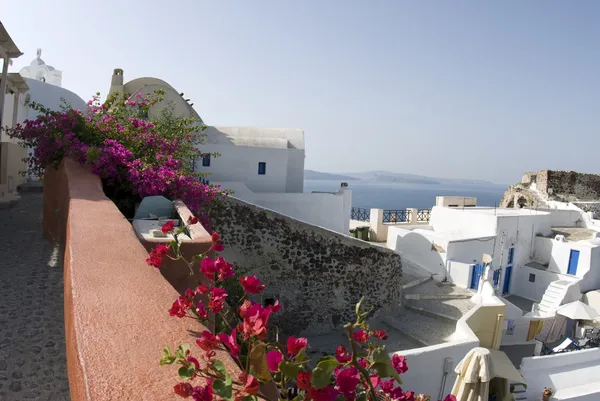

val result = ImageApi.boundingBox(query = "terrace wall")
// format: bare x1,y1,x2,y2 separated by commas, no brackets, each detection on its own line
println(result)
44,158,237,401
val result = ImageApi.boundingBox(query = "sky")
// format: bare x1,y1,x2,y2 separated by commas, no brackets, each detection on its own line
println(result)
2,0,599,184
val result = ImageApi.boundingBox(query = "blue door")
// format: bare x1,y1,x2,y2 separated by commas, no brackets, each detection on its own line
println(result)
470,264,484,290
567,250,580,275
503,265,512,295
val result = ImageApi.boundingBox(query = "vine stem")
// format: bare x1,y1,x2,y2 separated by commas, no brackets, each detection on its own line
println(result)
345,323,378,401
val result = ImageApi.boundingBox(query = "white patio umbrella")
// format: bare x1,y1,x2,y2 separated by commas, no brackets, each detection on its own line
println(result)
452,347,525,401
557,301,600,320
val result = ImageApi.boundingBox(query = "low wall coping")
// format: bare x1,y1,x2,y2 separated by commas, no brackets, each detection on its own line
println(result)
48,159,238,400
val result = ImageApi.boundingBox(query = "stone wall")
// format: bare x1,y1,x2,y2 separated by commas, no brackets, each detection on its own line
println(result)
210,197,403,336
546,170,600,200
573,202,600,220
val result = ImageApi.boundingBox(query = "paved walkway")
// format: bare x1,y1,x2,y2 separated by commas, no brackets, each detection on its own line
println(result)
0,194,70,401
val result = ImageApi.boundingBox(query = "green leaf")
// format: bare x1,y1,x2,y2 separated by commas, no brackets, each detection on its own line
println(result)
212,374,233,401
372,349,402,384
296,348,309,364
212,360,228,379
355,296,365,318
178,366,195,380
356,393,368,401
159,347,176,365
280,361,301,378
248,342,272,382
311,356,339,389
243,396,258,401
175,344,190,360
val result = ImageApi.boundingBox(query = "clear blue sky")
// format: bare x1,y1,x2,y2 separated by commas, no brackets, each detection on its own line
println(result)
3,1,599,184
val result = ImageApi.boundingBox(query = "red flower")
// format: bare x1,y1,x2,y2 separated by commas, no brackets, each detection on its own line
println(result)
296,371,312,391
380,379,395,394
174,382,193,398
335,345,352,364
239,373,260,395
211,232,220,243
391,355,408,374
185,288,195,300
213,242,225,252
308,386,340,401
443,396,457,401
240,275,265,294
169,296,192,318
195,284,209,295
146,244,169,268
196,302,208,319
208,287,227,314
334,367,360,398
217,328,240,358
187,215,199,225
266,350,283,372
201,257,219,280
353,330,369,344
161,220,175,234
196,330,220,352
369,374,380,389
268,300,283,313
373,329,389,340
238,300,253,318
241,303,271,340
287,336,308,357
215,257,234,280
191,383,213,401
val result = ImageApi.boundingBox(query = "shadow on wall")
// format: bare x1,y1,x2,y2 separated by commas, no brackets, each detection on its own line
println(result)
391,229,446,278
210,197,403,336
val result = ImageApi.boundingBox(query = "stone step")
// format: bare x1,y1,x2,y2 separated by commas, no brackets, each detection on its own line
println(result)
401,276,432,291
404,293,472,300
17,181,43,193
383,308,457,347
404,298,475,322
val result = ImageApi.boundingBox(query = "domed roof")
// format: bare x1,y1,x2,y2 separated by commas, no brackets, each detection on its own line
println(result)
28,49,55,71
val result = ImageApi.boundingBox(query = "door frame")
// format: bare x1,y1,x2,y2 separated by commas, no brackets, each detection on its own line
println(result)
567,249,580,276
503,265,513,295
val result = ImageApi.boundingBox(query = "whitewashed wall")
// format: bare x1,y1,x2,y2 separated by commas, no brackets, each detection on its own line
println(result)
23,77,87,116
430,207,497,237
521,348,600,400
387,227,449,278
218,182,351,234
1,91,28,142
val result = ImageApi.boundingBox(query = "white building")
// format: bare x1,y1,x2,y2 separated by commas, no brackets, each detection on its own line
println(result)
107,69,351,234
388,204,600,318
18,49,62,87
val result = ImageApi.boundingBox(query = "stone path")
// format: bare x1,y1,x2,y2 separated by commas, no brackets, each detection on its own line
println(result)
0,194,70,401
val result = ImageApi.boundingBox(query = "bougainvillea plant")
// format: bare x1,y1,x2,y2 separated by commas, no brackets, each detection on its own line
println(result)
6,91,223,222
153,220,457,401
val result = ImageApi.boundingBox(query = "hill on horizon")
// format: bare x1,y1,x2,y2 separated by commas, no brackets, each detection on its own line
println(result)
305,169,500,186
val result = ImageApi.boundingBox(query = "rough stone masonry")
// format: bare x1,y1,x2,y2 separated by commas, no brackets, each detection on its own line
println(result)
210,197,403,336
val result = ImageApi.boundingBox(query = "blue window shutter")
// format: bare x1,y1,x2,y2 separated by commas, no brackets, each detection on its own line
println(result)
258,162,266,175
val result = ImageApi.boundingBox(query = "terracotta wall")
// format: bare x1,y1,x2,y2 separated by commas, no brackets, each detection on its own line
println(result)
45,158,237,400
210,197,403,336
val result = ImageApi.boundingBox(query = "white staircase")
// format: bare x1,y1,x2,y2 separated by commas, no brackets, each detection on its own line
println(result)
532,280,571,316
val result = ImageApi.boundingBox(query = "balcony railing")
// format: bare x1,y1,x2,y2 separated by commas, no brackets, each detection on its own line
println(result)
417,209,431,222
351,207,370,222
382,209,411,223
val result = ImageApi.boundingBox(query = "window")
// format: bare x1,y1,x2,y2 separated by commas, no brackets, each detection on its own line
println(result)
258,162,266,175
529,273,536,283
202,154,211,167
507,248,515,265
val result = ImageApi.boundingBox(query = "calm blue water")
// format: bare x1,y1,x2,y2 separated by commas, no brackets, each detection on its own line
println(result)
304,179,507,210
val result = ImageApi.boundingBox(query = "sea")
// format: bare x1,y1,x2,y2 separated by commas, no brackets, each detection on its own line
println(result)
303,180,507,210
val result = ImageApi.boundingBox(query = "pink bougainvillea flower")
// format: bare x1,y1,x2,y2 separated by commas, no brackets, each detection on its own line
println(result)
146,244,169,268
373,329,389,340
357,358,368,369
335,367,360,398
196,302,208,319
308,386,340,401
240,303,271,340
392,354,408,374
380,379,395,394
187,215,199,225
201,257,219,280
369,374,381,389
443,395,457,401
211,232,220,243
173,382,194,398
195,284,209,295
239,373,260,395
196,330,220,352
268,300,283,313
214,257,234,281
191,382,213,401
335,345,352,364
296,371,312,391
239,275,266,294
287,336,308,357
212,242,225,252
185,288,195,300
187,356,200,371
266,350,283,372
161,220,175,234
169,296,192,318
353,329,369,344
238,300,253,318
208,287,227,314
217,329,240,358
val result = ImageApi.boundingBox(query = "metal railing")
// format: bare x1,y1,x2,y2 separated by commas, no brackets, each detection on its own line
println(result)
351,207,370,222
382,209,411,223
417,209,431,222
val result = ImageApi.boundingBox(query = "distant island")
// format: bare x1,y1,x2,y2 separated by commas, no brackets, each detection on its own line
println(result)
304,169,497,186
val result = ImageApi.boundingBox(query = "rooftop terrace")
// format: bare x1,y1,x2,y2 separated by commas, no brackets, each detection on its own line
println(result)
538,226,599,242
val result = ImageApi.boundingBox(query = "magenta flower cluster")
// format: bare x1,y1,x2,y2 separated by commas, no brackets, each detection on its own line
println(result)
9,92,221,221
